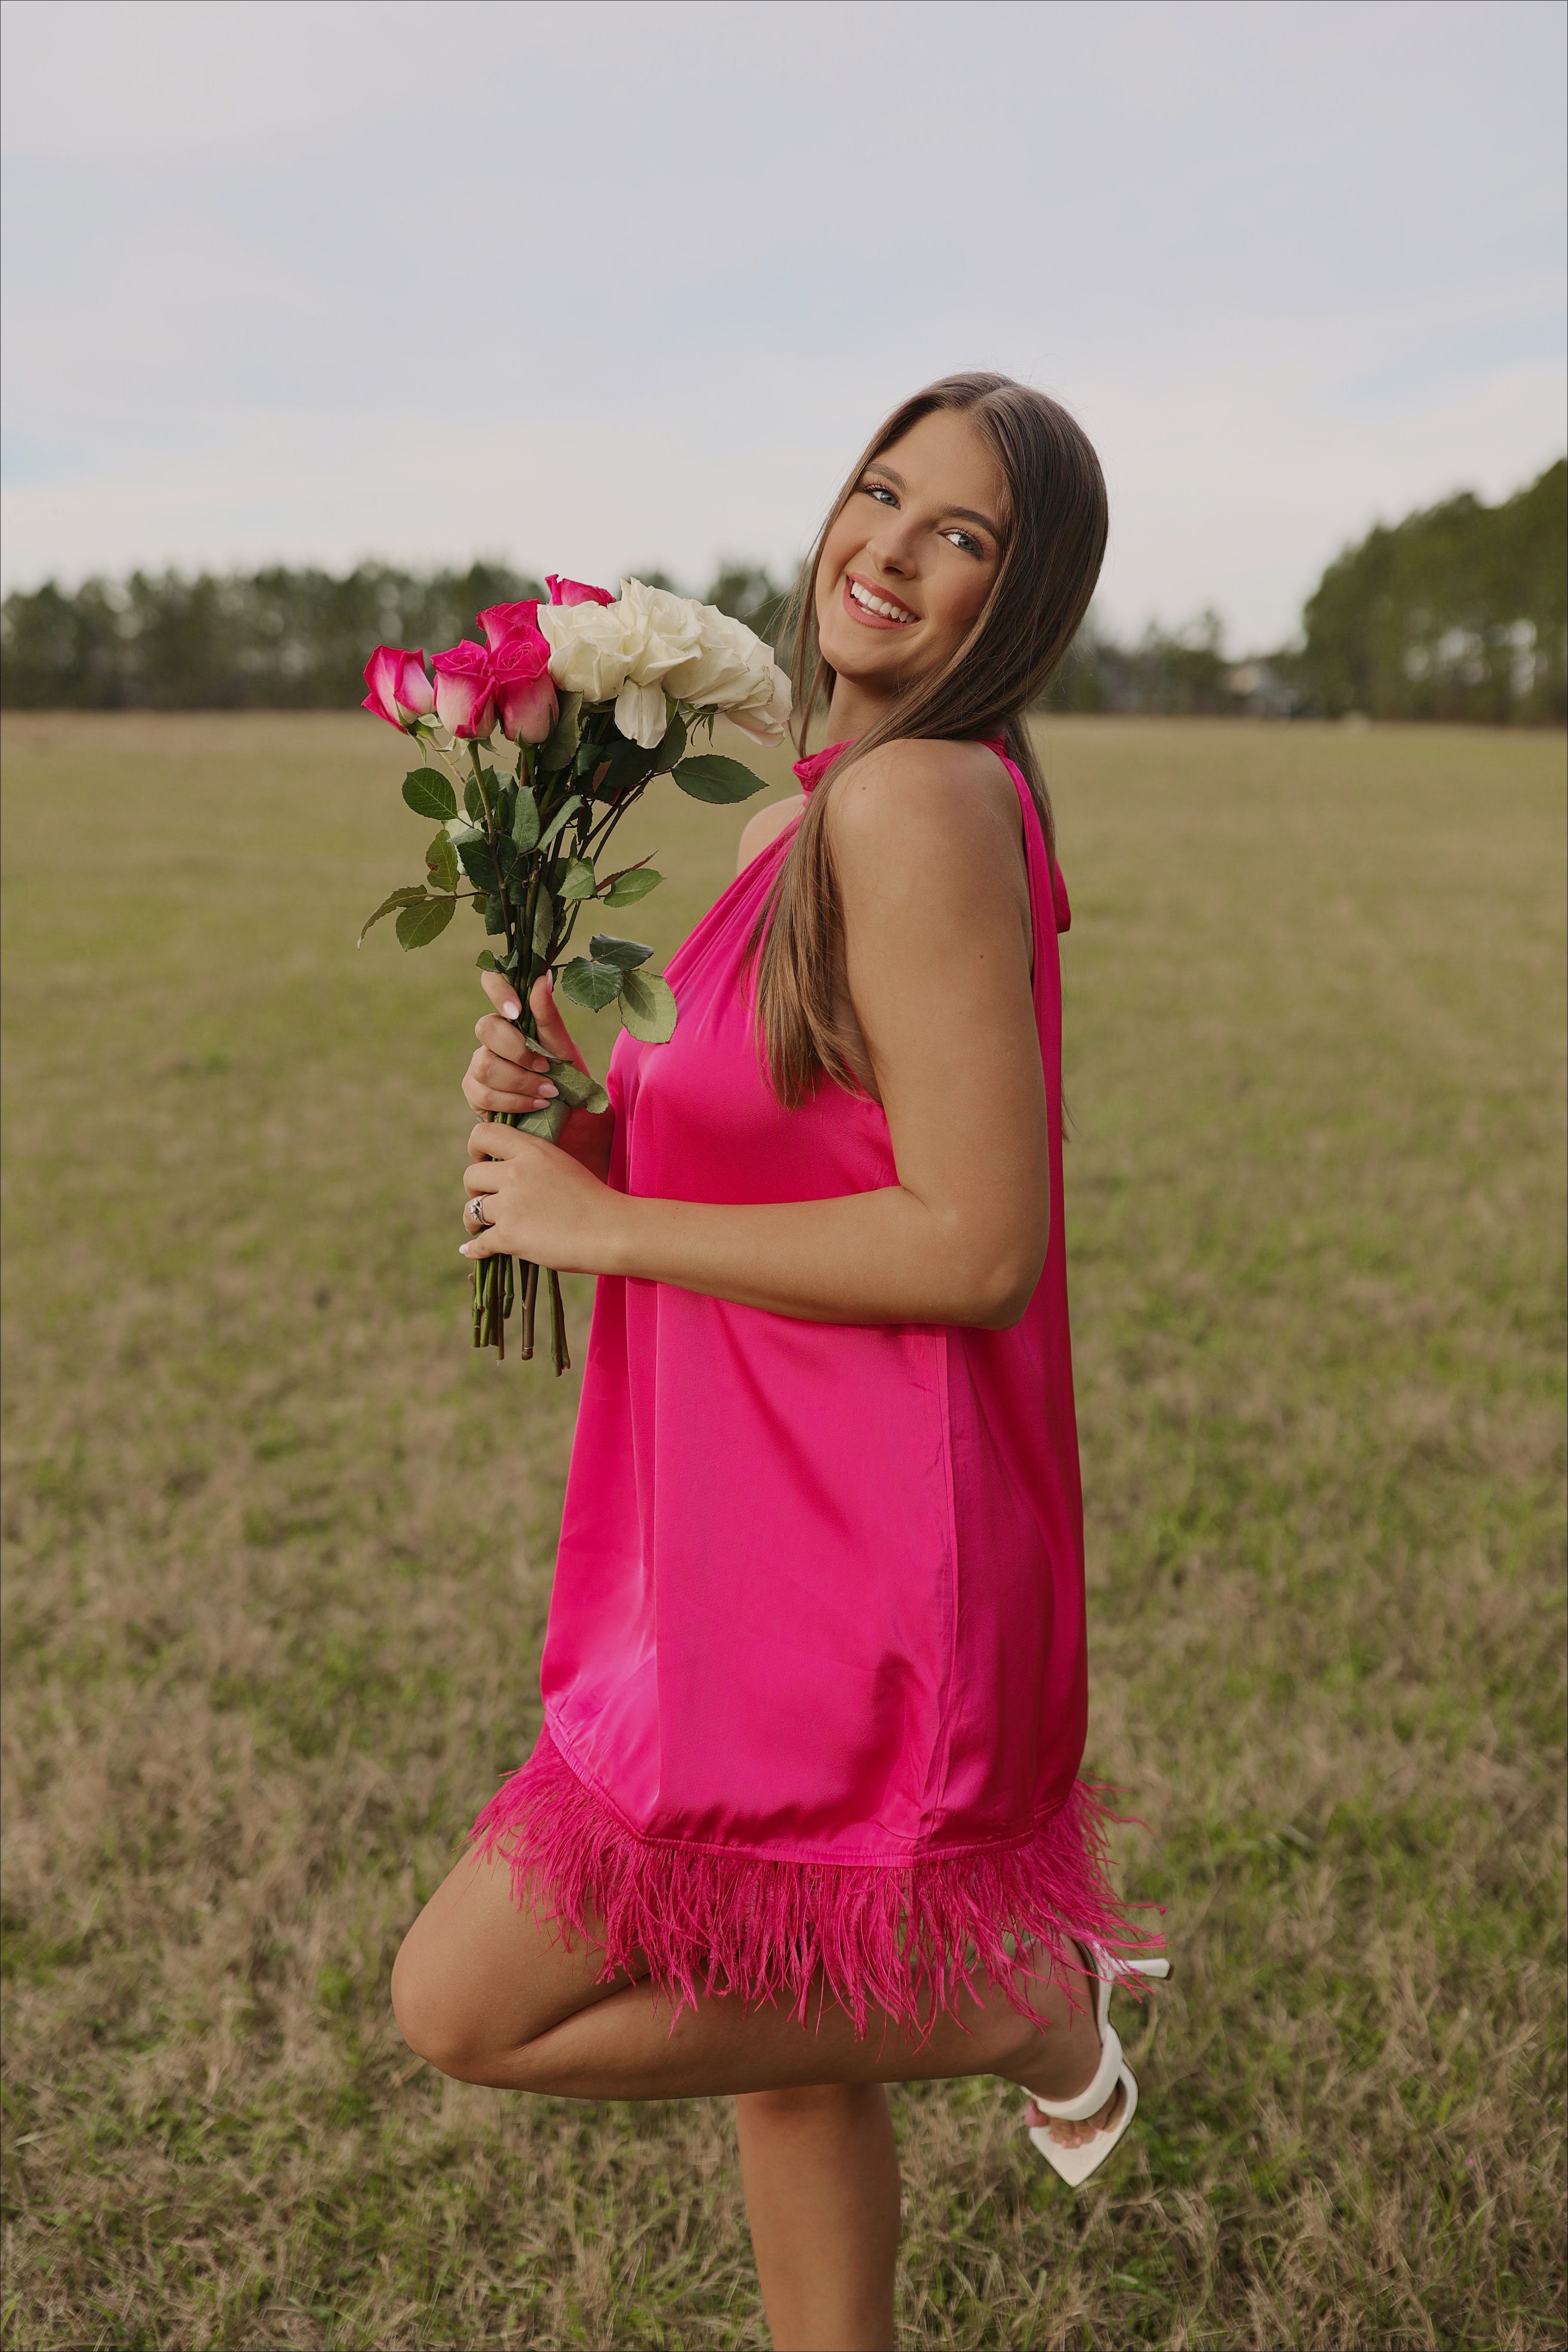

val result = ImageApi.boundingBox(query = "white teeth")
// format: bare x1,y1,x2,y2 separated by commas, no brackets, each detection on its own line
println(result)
850,580,915,622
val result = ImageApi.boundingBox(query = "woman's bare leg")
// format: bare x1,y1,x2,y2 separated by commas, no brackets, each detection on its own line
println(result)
393,1847,1106,2102
392,1850,1118,2352
735,2086,899,2352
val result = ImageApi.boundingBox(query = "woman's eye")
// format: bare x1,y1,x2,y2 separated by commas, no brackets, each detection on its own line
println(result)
945,529,982,556
862,481,897,506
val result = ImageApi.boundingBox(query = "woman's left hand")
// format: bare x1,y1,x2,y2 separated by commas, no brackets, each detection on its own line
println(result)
461,1121,628,1273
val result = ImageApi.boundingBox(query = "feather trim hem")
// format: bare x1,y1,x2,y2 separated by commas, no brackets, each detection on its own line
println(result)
469,1727,1159,2037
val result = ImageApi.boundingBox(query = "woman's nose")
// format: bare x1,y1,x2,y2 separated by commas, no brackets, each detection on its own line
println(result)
865,521,919,576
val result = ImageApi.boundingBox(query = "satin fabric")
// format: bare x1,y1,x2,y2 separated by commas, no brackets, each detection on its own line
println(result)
540,739,1088,1865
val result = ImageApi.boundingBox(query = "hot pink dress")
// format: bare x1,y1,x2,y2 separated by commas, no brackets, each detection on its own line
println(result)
473,740,1148,2030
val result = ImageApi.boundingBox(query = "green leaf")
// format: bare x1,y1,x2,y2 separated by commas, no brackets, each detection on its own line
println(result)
395,895,457,950
463,772,486,821
588,932,654,970
536,794,585,854
595,734,655,803
536,693,582,776
402,766,458,821
446,817,484,846
475,949,500,972
558,859,597,901
532,887,554,960
557,956,626,1013
357,885,427,946
456,836,503,895
654,710,688,772
547,1058,611,1115
517,1098,571,1143
673,752,768,803
425,831,460,891
484,893,507,935
617,967,677,1043
511,786,540,851
603,866,663,906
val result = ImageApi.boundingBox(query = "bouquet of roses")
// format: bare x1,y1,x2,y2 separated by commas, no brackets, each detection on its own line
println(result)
361,574,790,1370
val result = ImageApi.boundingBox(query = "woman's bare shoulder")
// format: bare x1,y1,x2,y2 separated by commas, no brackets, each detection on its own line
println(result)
736,793,806,875
831,738,1021,872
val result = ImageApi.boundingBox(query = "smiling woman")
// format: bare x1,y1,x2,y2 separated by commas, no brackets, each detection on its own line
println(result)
391,374,1164,2352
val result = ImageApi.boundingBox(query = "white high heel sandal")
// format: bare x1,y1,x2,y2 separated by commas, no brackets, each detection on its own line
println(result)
1025,1945,1171,2188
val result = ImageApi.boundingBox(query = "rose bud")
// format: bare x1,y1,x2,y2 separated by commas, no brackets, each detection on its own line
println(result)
432,639,498,739
547,574,615,607
476,598,542,648
361,645,435,729
492,631,559,743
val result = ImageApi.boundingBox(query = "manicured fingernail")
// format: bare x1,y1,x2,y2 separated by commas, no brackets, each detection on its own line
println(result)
502,999,521,1018
539,1082,558,1099
459,1243,473,1256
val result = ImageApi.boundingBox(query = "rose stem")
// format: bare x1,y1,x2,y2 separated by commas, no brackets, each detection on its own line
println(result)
548,1269,570,1376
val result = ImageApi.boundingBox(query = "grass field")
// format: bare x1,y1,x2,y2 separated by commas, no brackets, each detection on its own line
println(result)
2,710,1564,2352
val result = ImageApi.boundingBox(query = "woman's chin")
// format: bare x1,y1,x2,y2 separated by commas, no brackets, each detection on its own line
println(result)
819,628,926,691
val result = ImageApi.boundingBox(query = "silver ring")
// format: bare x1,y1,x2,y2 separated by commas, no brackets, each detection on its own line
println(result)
467,1194,492,1229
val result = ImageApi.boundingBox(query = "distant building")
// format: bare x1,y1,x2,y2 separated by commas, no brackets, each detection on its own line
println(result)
1224,662,1297,717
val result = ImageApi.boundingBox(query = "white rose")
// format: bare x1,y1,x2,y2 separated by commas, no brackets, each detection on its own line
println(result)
539,593,647,704
660,605,760,704
723,656,793,746
618,579,705,688
541,581,791,748
659,602,792,744
613,678,670,750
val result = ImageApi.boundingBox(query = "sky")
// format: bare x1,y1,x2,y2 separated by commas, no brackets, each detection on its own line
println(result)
1,0,1563,650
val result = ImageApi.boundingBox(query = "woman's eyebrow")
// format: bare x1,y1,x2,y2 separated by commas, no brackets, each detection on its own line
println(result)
865,462,999,537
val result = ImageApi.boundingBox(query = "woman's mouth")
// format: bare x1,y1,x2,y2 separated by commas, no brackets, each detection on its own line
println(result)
843,574,919,629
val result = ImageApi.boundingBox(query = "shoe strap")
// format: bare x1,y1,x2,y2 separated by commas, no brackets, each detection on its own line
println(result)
1029,2024,1123,2123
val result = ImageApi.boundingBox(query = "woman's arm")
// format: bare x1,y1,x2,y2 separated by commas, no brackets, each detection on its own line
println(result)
462,741,1050,1329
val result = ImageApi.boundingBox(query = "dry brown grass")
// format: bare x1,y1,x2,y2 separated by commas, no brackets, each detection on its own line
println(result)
2,711,1564,2349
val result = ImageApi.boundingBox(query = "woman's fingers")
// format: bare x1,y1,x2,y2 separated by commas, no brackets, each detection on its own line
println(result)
529,973,584,1068
480,968,524,1021
467,1120,532,1164
464,1007,558,1120
473,1012,553,1075
463,1072,537,1117
463,1046,552,1109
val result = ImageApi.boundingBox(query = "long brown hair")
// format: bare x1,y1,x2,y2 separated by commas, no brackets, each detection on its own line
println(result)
753,371,1108,1104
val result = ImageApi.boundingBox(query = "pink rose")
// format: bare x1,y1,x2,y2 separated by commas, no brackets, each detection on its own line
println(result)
476,598,542,648
361,645,434,729
432,639,497,739
492,630,559,743
547,574,615,607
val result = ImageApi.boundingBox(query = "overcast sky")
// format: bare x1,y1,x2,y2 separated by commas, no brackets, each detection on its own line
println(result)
2,0,1563,648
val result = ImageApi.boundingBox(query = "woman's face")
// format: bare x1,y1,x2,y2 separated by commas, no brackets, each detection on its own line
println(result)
815,407,1005,699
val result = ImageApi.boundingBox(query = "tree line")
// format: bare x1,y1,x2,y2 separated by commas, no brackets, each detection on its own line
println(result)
1,464,1562,721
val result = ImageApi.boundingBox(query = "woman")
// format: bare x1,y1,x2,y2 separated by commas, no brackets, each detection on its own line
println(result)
392,372,1165,2352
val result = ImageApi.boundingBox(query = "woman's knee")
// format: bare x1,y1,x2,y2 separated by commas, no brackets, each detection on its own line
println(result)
390,1924,593,2092
391,1936,459,2073
390,1929,508,2082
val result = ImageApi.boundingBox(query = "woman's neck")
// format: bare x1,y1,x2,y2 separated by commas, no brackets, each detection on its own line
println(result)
824,673,897,744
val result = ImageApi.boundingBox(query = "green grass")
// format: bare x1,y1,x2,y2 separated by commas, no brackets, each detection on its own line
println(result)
2,710,1564,2350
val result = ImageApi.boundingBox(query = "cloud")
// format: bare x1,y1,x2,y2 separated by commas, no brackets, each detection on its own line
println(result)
2,0,1562,646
